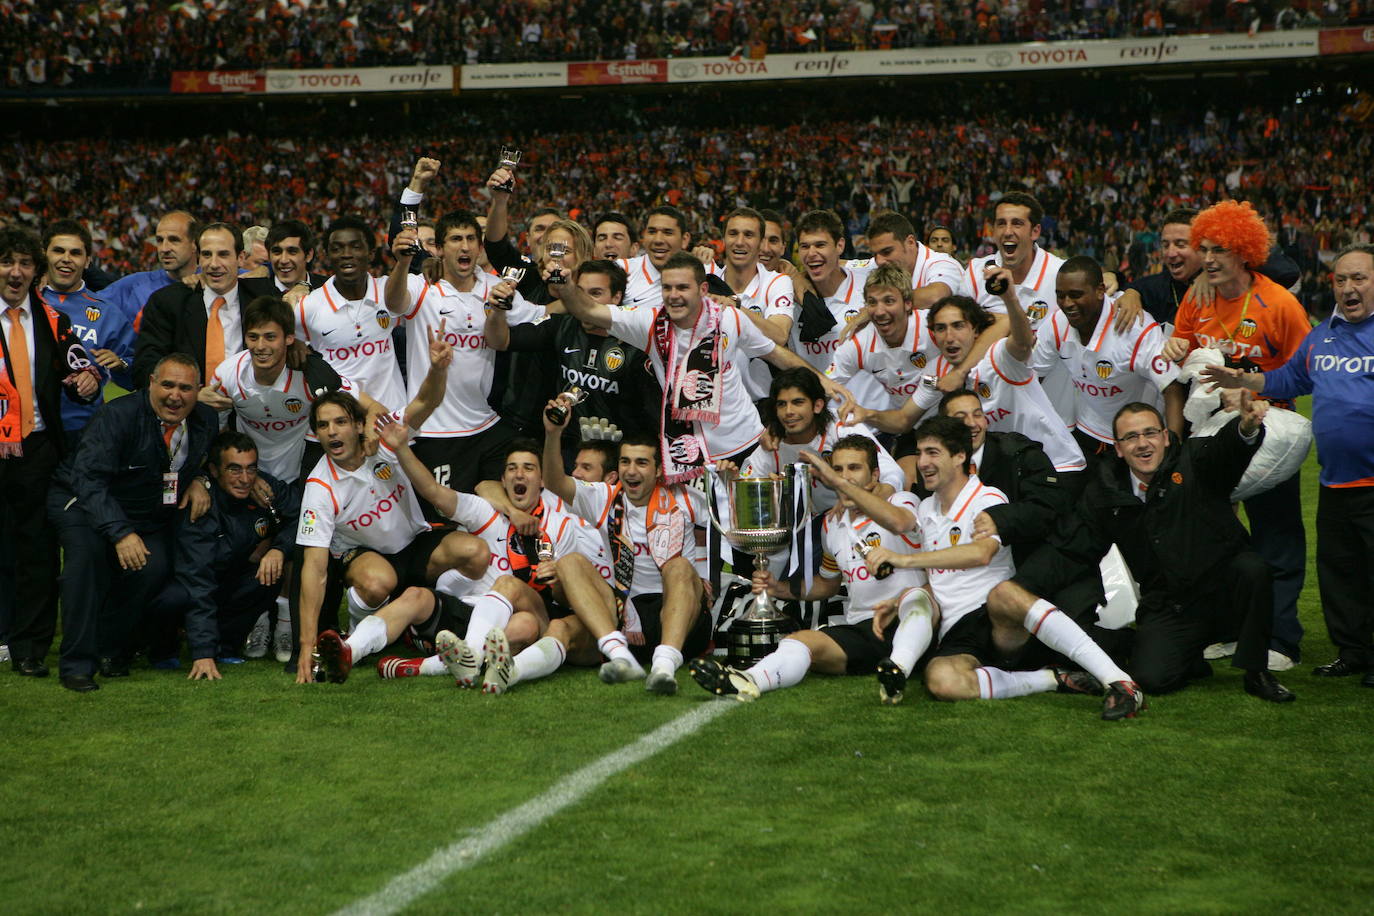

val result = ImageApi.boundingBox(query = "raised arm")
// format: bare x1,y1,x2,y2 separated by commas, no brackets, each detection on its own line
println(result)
384,232,416,316
376,416,457,516
553,274,613,330
762,341,855,417
541,398,578,504
399,321,454,429
984,265,1032,363
484,167,514,244
800,449,917,535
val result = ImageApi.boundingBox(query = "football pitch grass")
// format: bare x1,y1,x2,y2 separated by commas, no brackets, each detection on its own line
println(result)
4,442,1373,914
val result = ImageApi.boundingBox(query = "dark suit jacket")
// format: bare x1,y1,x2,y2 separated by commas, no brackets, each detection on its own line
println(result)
0,293,98,457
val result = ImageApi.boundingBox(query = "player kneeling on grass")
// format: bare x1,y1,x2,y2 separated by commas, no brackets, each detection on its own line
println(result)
690,436,937,703
860,417,1143,719
296,326,494,684
370,432,618,694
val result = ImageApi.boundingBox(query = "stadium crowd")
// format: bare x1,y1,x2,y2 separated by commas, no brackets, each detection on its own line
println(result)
2,127,1372,715
3,0,1355,89
4,92,1367,319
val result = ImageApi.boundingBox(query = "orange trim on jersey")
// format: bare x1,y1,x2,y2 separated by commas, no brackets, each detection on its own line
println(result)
641,261,654,285
406,281,433,322
898,533,921,549
989,344,1031,387
297,298,310,342
1128,323,1160,372
853,335,866,371
1090,305,1116,352
1052,311,1067,349
1328,477,1374,488
1027,250,1050,291
951,481,985,522
470,510,501,536
306,477,339,513
965,263,981,299
321,282,341,313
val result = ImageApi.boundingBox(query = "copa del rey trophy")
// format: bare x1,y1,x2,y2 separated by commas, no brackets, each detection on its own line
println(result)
705,464,812,667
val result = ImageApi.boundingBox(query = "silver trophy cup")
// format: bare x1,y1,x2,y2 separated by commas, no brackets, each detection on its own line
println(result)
705,465,812,667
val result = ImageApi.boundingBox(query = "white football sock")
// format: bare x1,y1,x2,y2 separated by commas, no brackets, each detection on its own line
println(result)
889,590,935,675
513,637,566,685
345,615,389,659
650,644,684,675
346,587,382,627
975,666,1056,700
596,631,642,669
435,569,478,599
275,596,290,624
746,638,811,693
418,655,447,676
462,592,514,647
1023,599,1131,686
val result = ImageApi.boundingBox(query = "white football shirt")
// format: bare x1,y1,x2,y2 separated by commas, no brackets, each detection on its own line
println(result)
570,481,706,599
916,476,1014,635
819,491,926,625
741,421,904,517
709,262,795,400
827,309,940,410
297,276,408,412
619,255,662,311
296,440,431,557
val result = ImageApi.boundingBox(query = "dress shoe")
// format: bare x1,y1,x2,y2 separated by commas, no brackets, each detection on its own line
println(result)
1244,669,1296,703
13,657,49,678
1362,672,1374,689
98,657,130,678
1312,658,1367,678
60,674,100,693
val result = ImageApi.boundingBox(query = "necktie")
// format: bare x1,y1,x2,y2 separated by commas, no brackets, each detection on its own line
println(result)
5,308,34,439
162,422,178,451
206,295,226,383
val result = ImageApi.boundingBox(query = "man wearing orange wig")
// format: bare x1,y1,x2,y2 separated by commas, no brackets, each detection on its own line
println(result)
1165,200,1312,673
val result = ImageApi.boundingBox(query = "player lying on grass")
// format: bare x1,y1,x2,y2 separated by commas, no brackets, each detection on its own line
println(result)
860,417,1143,719
690,435,938,703
323,432,617,694
542,406,714,696
295,324,493,684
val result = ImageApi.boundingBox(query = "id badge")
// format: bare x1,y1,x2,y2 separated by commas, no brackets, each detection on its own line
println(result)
162,472,179,505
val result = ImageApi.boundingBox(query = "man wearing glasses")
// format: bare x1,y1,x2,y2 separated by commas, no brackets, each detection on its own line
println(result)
984,397,1296,706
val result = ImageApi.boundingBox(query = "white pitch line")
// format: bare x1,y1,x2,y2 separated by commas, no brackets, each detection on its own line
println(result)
333,700,735,916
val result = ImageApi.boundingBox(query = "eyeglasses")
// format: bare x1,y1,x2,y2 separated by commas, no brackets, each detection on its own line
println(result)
223,463,259,477
1115,428,1164,444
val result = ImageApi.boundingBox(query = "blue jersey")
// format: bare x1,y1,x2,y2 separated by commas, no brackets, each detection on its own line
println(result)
1261,312,1374,487
40,285,136,430
97,268,177,325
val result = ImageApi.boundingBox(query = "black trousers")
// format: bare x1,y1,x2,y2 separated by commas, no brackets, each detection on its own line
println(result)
1132,551,1274,694
1244,468,1306,659
2,430,60,663
148,564,279,660
49,493,176,677
1315,484,1374,666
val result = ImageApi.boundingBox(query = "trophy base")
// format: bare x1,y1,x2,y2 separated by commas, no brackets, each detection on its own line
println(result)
726,617,798,670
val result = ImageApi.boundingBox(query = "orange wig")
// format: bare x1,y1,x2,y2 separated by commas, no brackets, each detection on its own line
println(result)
1190,200,1270,268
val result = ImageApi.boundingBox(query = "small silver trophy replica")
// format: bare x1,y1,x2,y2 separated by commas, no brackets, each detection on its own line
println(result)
705,464,812,667
399,208,425,257
490,266,525,309
544,240,569,285
545,385,588,426
495,146,521,192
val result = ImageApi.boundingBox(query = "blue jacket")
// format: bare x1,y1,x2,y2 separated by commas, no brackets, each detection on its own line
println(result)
97,268,177,324
1261,312,1374,487
51,391,220,542
40,285,136,429
174,472,300,659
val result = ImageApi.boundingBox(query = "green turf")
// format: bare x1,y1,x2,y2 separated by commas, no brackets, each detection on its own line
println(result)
4,397,1373,914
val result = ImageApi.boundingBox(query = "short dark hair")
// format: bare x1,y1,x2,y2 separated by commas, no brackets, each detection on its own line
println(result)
1059,255,1104,289
209,430,258,469
435,210,482,244
593,212,634,238
795,209,845,243
723,207,766,237
829,434,879,472
926,224,953,239
575,440,618,476
619,432,661,468
42,219,93,255
995,192,1043,227
938,388,983,416
266,219,315,254
766,367,833,441
0,227,44,269
198,222,244,255
644,205,689,237
760,209,786,231
243,296,295,336
310,390,366,429
503,439,543,471
929,295,995,335
1160,208,1199,228
323,216,375,251
867,211,917,242
530,207,562,223
913,415,973,473
662,250,705,284
575,259,628,300
1112,402,1165,439
152,352,201,380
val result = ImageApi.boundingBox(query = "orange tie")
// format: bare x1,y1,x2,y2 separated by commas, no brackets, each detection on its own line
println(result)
5,308,34,439
162,422,178,450
205,296,226,383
